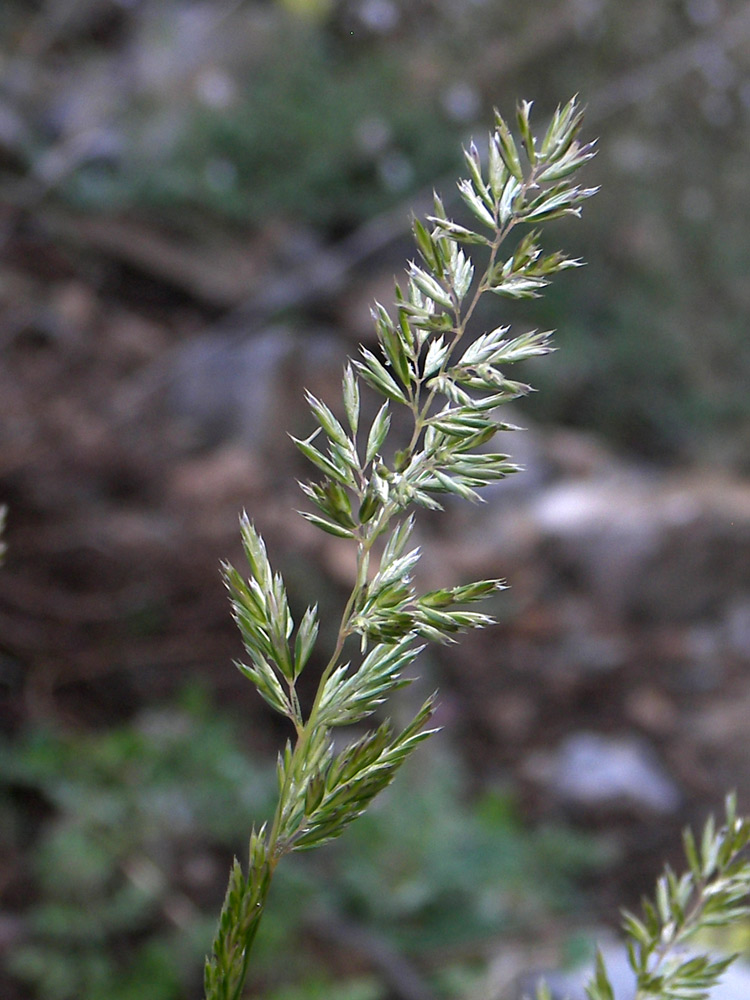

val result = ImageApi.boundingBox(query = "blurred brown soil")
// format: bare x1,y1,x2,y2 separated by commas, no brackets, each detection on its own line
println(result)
1,199,750,941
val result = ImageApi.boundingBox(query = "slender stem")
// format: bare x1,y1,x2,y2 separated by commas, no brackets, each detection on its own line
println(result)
266,534,373,860
631,874,711,1000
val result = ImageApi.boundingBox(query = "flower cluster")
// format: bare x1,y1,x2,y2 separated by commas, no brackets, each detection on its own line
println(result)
586,797,750,1000
205,98,598,1000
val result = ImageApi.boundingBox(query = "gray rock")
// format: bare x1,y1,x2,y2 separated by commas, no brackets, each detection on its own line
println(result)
165,327,296,451
515,940,634,1000
531,476,662,619
528,731,681,815
531,474,750,622
724,597,750,661
163,326,348,455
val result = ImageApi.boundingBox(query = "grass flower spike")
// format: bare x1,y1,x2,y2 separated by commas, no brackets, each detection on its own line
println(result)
204,97,599,1000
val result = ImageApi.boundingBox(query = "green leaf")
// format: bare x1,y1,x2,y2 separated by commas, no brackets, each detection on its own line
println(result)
305,391,351,449
457,178,496,229
355,349,409,404
238,514,273,592
291,431,355,486
373,302,413,388
537,139,597,182
516,99,536,165
294,605,319,677
412,215,441,274
408,262,454,309
422,336,450,379
299,511,357,539
235,657,292,718
431,470,483,503
462,141,493,208
365,402,391,465
497,175,522,224
451,248,474,302
487,133,509,200
427,215,489,245
584,950,614,1000
490,275,548,299
317,637,423,727
493,109,524,181
342,364,360,435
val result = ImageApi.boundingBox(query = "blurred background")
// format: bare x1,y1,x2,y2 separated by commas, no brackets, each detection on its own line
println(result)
1,1,750,998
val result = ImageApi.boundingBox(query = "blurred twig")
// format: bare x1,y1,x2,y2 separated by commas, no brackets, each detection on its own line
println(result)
309,912,438,1000
589,3,750,119
165,3,750,338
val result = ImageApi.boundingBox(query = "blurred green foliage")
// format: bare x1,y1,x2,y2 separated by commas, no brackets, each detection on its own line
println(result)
318,751,603,954
266,977,382,1000
125,40,460,229
0,688,275,1000
0,689,602,1000
51,16,464,231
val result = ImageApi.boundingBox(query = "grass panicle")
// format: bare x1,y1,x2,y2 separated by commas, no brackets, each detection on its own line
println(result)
204,99,750,1000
